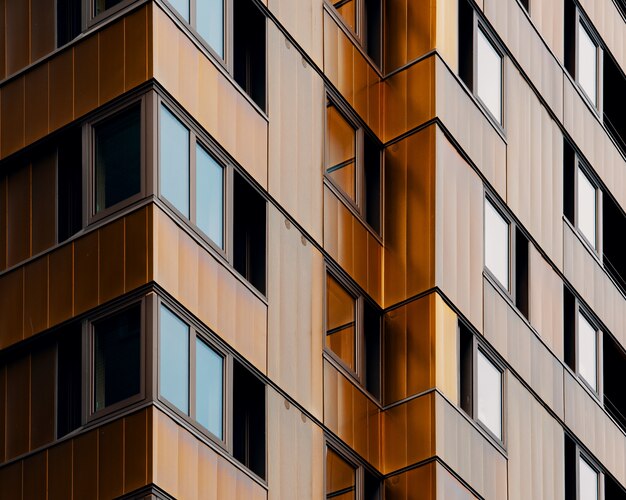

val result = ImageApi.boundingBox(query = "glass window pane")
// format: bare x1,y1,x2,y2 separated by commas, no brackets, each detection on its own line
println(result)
195,338,223,439
196,145,224,248
169,0,190,21
477,350,502,440
160,105,190,218
326,274,356,371
94,304,141,412
94,0,123,16
578,22,597,106
579,457,599,500
484,200,509,289
197,0,224,58
333,0,356,32
159,305,189,414
326,103,356,203
577,166,596,248
476,29,502,123
326,448,356,499
95,106,141,213
578,311,597,391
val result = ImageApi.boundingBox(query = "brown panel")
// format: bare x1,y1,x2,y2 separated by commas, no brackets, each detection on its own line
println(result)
24,257,49,338
25,63,50,145
177,426,199,499
0,269,24,348
125,6,149,90
125,410,149,492
5,0,29,75
326,447,356,495
48,441,73,500
30,0,55,61
99,20,125,104
0,462,22,498
0,177,6,270
0,0,5,81
75,35,99,118
23,452,47,499
74,230,99,315
99,218,125,303
384,461,435,500
153,408,179,493
0,367,4,463
99,419,125,499
73,430,98,499
1,76,25,157
49,49,74,131
7,164,31,266
125,207,149,292
30,342,56,449
49,244,74,325
6,355,30,459
31,148,57,254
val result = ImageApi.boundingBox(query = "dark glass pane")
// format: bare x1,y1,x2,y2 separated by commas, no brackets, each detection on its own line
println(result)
94,0,124,16
364,133,381,233
364,301,381,400
95,105,141,213
94,304,141,411
459,324,473,416
58,127,82,242
57,0,81,47
363,468,381,500
57,323,82,438
364,0,381,67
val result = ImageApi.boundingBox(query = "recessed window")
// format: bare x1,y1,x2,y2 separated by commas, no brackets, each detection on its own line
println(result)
159,305,190,414
579,456,600,500
325,99,382,233
169,0,190,21
94,105,141,214
197,0,224,57
57,127,82,243
57,323,82,438
93,304,141,412
57,0,81,47
476,29,503,124
234,0,266,110
160,105,191,218
326,447,356,499
196,144,224,248
577,311,598,391
484,199,509,290
476,350,503,440
196,338,224,439
603,333,626,432
577,21,598,107
331,0,382,67
576,164,597,249
326,274,357,371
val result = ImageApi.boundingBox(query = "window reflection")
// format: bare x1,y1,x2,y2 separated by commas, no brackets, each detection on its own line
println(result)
476,350,502,440
578,311,597,391
159,305,190,414
196,338,223,439
160,105,190,218
576,165,596,249
196,145,224,248
476,29,503,124
198,0,224,57
578,456,599,500
577,22,597,106
484,199,509,290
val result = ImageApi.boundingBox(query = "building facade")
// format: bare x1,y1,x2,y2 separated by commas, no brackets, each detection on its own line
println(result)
0,0,625,498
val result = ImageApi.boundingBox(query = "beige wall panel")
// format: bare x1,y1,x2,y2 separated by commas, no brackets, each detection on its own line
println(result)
483,279,564,418
153,206,267,372
435,58,506,199
267,24,324,243
267,208,324,419
435,127,483,331
530,0,564,63
436,0,458,73
563,222,626,351
435,392,507,499
506,64,563,268
267,0,323,67
529,246,564,358
564,371,626,488
436,461,478,499
267,389,324,500
152,5,268,189
435,295,459,405
483,0,563,120
578,0,626,75
507,376,564,500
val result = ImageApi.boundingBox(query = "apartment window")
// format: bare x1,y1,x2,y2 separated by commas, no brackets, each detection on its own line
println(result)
160,105,191,218
603,53,626,157
57,323,82,438
94,0,125,15
484,199,509,289
57,127,83,243
331,0,382,67
325,98,382,234
577,163,598,250
325,444,381,500
565,436,603,500
233,171,267,294
198,0,224,57
233,359,266,479
577,21,598,107
94,105,141,215
459,324,504,442
160,305,190,414
234,0,266,110
603,333,626,432
196,337,224,439
196,144,224,248
57,0,81,47
325,271,382,400
93,304,141,412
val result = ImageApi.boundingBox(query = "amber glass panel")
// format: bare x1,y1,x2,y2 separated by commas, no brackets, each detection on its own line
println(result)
326,103,356,201
326,448,356,499
326,274,356,371
334,0,356,32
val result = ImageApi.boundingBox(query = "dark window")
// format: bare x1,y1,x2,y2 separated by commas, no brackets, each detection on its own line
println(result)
515,228,529,318
364,467,382,500
57,0,81,47
57,127,83,243
364,133,381,233
602,193,626,294
564,0,576,78
363,300,381,400
95,0,124,16
614,0,626,20
603,333,626,432
458,0,474,89
563,139,575,223
459,323,474,416
233,0,266,110
519,0,529,11
603,53,626,157
564,433,576,500
93,304,141,411
57,323,82,438
233,172,266,294
563,286,576,372
363,0,382,67
233,360,266,479
94,105,141,214
605,473,626,500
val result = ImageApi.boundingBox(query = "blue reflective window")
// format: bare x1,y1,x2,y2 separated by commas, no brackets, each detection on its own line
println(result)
159,305,189,414
169,0,190,22
198,0,224,58
196,338,223,438
196,145,224,248
160,105,190,218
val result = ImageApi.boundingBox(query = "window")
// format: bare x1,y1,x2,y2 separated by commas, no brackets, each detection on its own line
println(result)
577,21,598,107
565,435,603,500
577,163,598,249
57,127,83,243
603,52,626,157
57,323,82,438
233,359,266,479
233,171,267,294
94,0,125,16
57,0,81,47
160,305,190,414
325,271,382,400
160,105,191,218
603,333,626,432
93,304,141,412
325,444,381,500
331,0,382,67
459,324,504,442
484,199,509,289
196,338,224,439
198,0,224,57
458,1,504,126
94,104,141,215
325,98,382,233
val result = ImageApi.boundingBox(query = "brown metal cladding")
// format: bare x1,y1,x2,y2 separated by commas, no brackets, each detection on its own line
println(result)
5,0,29,76
75,34,100,119
7,164,31,266
25,63,50,145
30,0,55,62
99,419,126,499
74,229,100,315
384,461,435,500
48,441,73,500
49,49,75,131
125,6,151,91
100,21,126,104
1,76,25,160
125,409,152,491
73,430,100,499
0,367,5,463
23,451,48,500
30,341,56,449
48,243,74,326
0,462,22,498
0,0,5,81
6,354,30,460
99,218,126,303
0,177,6,270
0,269,24,348
24,257,49,337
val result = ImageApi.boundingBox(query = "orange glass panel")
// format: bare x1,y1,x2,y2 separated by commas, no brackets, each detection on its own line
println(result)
327,325,356,371
326,448,356,498
334,0,356,33
327,162,356,201
326,104,356,169
327,274,356,330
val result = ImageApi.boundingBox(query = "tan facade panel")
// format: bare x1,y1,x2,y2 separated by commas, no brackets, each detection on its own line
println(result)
579,0,626,75
384,461,436,500
530,0,564,63
435,295,459,405
267,207,324,419
436,0,458,73
435,461,479,499
267,23,324,243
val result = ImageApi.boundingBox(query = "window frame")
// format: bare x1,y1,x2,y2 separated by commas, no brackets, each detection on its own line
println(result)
574,159,603,256
474,22,505,127
87,0,139,27
576,449,603,500
575,13,603,114
324,265,382,402
575,305,603,398
87,94,148,225
324,439,382,500
324,92,383,237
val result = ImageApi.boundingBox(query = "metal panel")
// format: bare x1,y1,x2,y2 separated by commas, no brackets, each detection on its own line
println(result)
74,35,100,119
125,6,150,90
99,218,125,303
99,420,125,499
1,77,25,157
49,49,74,131
5,0,29,75
23,452,47,500
24,257,49,338
30,0,55,62
49,244,74,326
74,230,99,315
6,355,30,459
99,20,126,104
73,431,99,499
48,441,73,500
30,342,56,450
25,63,50,145
31,148,57,255
0,269,24,348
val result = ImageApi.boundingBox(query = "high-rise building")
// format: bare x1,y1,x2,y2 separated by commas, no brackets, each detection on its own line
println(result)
0,0,625,498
